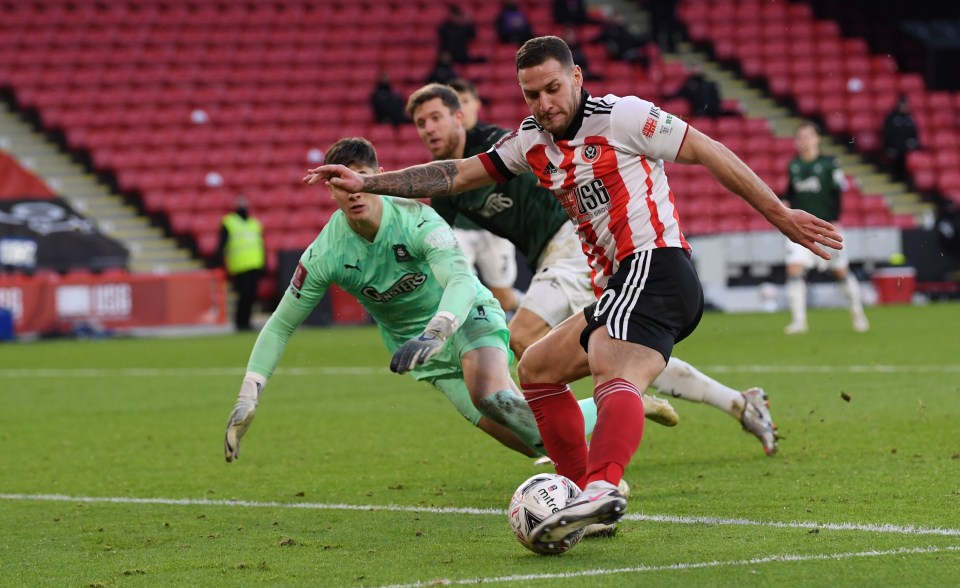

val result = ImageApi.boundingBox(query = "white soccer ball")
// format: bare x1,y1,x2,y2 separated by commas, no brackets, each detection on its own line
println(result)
507,473,583,555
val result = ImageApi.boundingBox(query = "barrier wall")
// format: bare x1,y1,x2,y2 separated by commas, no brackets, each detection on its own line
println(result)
0,269,227,336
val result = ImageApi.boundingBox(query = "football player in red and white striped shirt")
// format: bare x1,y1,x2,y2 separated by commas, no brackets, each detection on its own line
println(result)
306,36,841,551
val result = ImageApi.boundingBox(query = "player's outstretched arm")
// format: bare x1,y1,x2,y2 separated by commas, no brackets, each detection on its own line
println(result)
676,127,842,260
303,156,495,198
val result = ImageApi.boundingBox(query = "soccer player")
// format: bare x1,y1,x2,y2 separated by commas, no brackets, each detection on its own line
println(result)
409,81,778,454
782,121,869,334
445,78,522,316
225,137,601,464
305,37,841,551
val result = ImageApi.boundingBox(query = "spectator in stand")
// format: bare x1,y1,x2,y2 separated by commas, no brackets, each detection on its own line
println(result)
553,0,594,25
881,94,920,182
425,51,460,85
664,63,738,118
782,122,869,335
646,0,679,53
564,27,602,81
437,4,484,65
590,12,652,68
370,71,409,126
496,0,534,45
217,195,265,332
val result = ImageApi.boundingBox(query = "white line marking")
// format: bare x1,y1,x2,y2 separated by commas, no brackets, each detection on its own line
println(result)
2,364,959,379
2,493,958,538
374,545,960,588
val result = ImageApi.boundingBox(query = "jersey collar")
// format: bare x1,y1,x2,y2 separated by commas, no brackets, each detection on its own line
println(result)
557,88,590,142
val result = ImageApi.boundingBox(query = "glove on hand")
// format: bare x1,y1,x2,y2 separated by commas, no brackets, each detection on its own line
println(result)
225,376,263,463
389,313,458,374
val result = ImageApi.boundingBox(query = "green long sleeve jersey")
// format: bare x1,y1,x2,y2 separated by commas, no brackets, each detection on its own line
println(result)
246,197,490,379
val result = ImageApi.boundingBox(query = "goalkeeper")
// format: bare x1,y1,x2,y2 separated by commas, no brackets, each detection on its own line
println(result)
226,137,602,462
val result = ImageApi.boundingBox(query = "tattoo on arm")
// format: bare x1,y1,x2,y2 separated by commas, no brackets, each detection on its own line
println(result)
362,161,459,198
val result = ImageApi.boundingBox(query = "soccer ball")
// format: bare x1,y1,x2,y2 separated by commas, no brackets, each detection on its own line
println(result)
507,473,583,555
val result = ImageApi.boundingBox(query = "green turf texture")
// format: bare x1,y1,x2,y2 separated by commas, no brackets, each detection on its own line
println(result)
1,303,958,586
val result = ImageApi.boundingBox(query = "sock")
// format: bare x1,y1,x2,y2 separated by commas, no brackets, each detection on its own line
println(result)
584,378,645,488
652,357,745,418
841,274,865,316
577,398,598,436
476,390,545,455
522,383,587,485
786,276,807,325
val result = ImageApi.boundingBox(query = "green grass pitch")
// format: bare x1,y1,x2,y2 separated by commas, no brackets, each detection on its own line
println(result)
1,303,958,586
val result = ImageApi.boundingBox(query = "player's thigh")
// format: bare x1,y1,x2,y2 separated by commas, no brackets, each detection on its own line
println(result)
473,233,517,289
506,307,551,356
516,310,590,386
785,239,815,272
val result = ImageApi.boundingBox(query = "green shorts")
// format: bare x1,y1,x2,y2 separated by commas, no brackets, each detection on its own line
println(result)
411,299,512,425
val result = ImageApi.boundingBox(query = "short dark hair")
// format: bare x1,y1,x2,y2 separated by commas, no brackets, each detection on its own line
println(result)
447,78,478,99
406,83,461,117
324,137,378,169
516,36,574,71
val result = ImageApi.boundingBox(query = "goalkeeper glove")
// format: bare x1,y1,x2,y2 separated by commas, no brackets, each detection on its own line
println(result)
224,373,265,463
390,312,458,374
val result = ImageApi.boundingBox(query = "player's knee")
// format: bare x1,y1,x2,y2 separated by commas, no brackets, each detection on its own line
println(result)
516,342,551,384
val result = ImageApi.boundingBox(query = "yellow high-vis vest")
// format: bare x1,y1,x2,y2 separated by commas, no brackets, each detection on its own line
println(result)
222,213,265,275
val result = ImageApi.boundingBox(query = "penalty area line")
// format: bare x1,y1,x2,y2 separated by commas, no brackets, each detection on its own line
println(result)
373,544,960,588
1,493,958,538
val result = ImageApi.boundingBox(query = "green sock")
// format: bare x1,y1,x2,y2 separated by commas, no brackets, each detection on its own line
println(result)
476,390,545,455
578,397,597,436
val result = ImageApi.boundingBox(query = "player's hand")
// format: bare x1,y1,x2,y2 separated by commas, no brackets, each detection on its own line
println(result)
390,331,445,374
780,208,843,261
224,378,262,463
303,164,365,192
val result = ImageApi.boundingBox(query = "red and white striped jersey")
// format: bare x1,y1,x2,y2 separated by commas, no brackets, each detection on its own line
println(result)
478,92,690,292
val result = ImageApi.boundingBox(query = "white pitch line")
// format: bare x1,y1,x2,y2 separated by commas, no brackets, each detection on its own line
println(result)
1,364,959,378
2,493,959,538
374,545,960,588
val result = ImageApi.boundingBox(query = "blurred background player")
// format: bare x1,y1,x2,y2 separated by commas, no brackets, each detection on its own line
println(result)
447,78,523,315
782,122,869,334
406,82,778,454
217,195,265,332
225,137,611,464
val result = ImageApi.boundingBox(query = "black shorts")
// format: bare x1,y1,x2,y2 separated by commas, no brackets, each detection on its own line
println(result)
580,247,704,361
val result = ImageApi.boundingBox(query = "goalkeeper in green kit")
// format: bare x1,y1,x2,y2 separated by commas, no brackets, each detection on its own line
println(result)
224,137,604,462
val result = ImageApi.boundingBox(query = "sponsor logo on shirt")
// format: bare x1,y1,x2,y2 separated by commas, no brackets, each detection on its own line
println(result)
393,244,413,262
642,106,661,138
478,192,513,217
361,272,427,302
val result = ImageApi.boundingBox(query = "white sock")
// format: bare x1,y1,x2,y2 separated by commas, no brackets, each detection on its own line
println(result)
841,274,865,316
786,277,807,325
652,357,745,418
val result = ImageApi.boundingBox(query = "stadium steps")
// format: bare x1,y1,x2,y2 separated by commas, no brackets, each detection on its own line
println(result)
667,43,934,227
0,101,203,273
